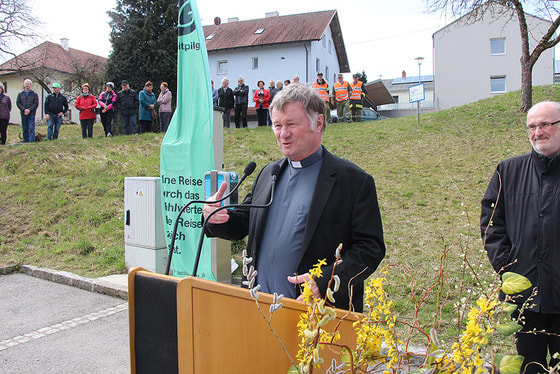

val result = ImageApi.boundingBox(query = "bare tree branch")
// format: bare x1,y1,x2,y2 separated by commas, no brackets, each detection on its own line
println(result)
0,0,41,59
427,0,560,112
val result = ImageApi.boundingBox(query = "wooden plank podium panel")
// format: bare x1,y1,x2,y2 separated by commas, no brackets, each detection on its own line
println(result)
129,268,361,374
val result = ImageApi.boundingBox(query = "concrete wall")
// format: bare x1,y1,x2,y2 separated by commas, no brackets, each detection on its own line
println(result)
433,4,554,110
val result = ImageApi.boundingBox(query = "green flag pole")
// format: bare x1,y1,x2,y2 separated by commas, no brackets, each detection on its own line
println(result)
160,0,214,279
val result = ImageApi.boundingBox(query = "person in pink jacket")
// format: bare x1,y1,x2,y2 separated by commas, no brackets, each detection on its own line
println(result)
253,80,271,127
75,83,98,138
98,82,117,137
157,82,172,132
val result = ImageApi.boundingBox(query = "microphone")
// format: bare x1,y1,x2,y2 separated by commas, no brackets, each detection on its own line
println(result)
191,163,280,277
164,161,257,275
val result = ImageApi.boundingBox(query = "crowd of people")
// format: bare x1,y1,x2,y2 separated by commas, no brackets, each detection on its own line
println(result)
215,72,368,129
1,72,368,143
1,78,174,144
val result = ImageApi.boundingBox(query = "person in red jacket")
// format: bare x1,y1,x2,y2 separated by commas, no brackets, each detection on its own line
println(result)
253,80,271,127
74,83,98,138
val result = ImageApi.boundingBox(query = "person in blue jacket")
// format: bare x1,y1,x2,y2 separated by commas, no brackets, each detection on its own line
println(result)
138,81,157,133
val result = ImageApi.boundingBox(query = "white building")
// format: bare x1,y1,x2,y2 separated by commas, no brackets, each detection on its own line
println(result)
376,71,435,118
0,40,107,125
203,10,350,93
433,3,554,110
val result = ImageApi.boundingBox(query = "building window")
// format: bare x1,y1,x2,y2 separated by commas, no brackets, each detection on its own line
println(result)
322,36,326,48
490,38,506,55
252,57,258,70
206,34,215,40
316,58,320,73
392,95,399,104
254,28,264,34
490,76,506,93
328,40,332,54
325,67,329,81
2,82,7,93
218,60,228,75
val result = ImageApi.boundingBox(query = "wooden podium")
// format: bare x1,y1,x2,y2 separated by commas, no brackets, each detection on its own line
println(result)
128,268,361,373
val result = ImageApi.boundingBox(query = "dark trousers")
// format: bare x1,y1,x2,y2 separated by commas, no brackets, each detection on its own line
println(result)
234,104,247,128
159,111,171,132
100,111,114,136
222,108,232,128
21,114,35,142
256,108,268,126
515,310,560,373
121,114,137,135
80,119,94,138
138,120,152,134
0,118,8,144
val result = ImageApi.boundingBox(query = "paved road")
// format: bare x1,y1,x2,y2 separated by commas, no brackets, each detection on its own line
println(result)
0,273,129,374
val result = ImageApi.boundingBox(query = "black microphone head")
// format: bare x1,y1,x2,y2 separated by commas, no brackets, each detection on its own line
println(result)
270,164,281,178
244,161,257,177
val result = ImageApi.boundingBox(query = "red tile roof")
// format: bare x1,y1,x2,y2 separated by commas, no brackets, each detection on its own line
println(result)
203,10,349,72
0,41,107,75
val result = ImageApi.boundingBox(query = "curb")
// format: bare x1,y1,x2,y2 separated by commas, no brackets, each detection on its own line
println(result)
1,265,128,300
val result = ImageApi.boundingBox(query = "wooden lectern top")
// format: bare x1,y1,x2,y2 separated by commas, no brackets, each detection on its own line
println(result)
129,268,362,374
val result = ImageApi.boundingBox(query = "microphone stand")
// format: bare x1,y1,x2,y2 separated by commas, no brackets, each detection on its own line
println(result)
192,166,279,277
164,162,256,275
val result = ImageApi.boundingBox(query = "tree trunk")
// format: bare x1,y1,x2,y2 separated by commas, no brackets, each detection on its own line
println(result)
520,63,533,113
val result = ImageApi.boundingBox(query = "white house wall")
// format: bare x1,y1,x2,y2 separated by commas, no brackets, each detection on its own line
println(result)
434,6,554,110
208,30,342,93
309,25,343,84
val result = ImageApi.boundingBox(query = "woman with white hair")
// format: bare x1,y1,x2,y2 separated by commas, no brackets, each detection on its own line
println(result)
0,82,11,144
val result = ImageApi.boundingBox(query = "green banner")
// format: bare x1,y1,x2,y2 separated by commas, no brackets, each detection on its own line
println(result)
160,0,214,279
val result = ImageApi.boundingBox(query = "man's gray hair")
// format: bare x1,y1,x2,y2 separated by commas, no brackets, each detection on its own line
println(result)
527,101,560,119
269,83,326,132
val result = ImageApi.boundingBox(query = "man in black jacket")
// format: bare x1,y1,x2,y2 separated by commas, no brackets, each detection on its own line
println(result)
218,78,234,128
232,77,249,128
203,84,385,312
44,83,68,140
115,80,139,135
16,78,39,142
481,101,560,373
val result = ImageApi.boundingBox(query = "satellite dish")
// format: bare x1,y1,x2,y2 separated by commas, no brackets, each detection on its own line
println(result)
214,17,221,25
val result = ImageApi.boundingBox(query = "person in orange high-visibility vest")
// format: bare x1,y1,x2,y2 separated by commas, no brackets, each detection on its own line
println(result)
333,73,351,123
312,72,331,124
350,73,368,122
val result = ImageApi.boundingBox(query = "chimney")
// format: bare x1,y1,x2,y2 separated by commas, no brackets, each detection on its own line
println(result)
227,17,239,22
401,70,406,79
265,11,279,18
60,38,69,51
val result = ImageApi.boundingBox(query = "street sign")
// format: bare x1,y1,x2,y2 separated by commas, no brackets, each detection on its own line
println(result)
409,83,425,103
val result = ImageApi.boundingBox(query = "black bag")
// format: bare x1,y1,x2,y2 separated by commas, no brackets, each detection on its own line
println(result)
151,109,158,120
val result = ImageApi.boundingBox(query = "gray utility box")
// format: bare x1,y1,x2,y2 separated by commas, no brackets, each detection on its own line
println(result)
124,177,168,273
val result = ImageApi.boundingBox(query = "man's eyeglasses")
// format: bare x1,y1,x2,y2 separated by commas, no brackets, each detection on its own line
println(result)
526,119,560,133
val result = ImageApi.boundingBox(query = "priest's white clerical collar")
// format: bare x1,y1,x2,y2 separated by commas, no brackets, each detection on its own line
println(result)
288,146,323,169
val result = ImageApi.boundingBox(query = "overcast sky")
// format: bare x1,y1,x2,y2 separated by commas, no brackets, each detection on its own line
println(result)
16,0,451,80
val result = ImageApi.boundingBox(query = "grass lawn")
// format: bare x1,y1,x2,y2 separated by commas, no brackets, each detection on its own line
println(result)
2,85,560,345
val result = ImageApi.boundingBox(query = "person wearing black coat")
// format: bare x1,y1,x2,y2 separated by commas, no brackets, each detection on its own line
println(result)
232,77,249,129
203,84,385,312
481,101,560,373
16,78,39,142
115,80,139,135
44,83,68,140
218,78,234,128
